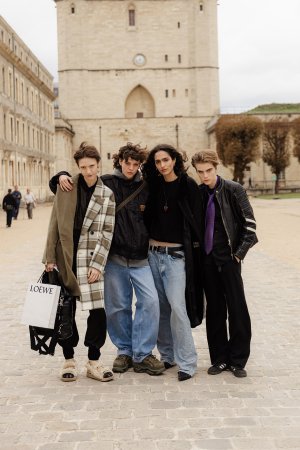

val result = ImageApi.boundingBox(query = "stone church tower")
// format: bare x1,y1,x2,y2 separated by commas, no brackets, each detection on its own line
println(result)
54,0,219,173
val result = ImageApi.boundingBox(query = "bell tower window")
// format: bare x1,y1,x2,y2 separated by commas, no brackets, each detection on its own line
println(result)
129,8,135,26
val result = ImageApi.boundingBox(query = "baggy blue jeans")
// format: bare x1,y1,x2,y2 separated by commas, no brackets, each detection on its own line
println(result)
104,259,160,363
148,250,197,376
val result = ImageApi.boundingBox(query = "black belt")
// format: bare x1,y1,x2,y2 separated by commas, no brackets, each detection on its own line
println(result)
149,245,184,259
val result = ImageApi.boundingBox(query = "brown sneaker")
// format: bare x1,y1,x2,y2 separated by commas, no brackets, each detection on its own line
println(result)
133,355,165,376
112,355,133,373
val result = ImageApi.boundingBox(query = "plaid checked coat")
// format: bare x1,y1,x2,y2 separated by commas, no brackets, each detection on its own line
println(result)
43,175,115,310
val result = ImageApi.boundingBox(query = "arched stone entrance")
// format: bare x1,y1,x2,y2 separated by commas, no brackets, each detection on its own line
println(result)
125,85,155,118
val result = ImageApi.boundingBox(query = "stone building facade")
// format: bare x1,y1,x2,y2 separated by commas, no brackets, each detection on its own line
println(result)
54,0,220,174
0,16,55,201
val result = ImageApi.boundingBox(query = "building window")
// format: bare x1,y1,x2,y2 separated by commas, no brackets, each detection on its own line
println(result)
10,117,13,141
71,4,75,14
172,89,176,97
9,72,12,97
15,77,18,102
107,153,111,160
165,90,169,98
16,120,19,143
137,112,144,118
178,54,182,63
185,89,189,97
200,3,204,12
2,67,5,93
3,113,6,140
178,22,181,28
165,54,168,62
129,8,135,26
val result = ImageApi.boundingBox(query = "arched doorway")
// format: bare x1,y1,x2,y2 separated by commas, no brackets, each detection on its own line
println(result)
125,85,155,118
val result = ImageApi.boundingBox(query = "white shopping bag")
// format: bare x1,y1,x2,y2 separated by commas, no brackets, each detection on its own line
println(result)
21,282,61,329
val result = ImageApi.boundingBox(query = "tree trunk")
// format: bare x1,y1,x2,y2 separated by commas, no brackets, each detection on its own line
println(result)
275,174,280,194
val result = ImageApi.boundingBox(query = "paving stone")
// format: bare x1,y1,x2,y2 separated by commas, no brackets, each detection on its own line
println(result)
192,439,233,449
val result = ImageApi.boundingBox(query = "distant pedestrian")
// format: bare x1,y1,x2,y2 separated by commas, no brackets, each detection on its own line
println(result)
12,185,22,219
248,177,252,189
2,189,17,228
24,188,36,219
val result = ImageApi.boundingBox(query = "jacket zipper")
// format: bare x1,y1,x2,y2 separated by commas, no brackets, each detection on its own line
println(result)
216,190,233,259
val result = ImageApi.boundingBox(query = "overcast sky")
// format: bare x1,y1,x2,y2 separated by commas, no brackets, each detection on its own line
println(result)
1,0,300,112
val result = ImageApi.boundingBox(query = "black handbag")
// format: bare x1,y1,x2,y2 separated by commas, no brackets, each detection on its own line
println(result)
29,270,74,355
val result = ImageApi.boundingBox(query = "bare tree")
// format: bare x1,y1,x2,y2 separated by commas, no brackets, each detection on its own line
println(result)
262,119,290,194
215,115,262,184
291,117,300,162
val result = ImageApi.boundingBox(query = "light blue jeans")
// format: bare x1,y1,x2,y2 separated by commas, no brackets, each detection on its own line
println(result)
148,250,197,376
104,260,160,363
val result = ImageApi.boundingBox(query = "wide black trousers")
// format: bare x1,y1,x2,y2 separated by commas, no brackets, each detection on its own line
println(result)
203,256,251,369
59,298,107,361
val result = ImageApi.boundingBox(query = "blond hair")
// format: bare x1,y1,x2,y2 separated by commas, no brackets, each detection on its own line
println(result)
191,149,220,169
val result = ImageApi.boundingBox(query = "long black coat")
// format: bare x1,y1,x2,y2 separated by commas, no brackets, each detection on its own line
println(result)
145,173,204,328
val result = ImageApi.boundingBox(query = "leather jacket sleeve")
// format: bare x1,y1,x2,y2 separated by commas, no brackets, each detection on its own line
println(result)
49,171,71,194
232,183,258,260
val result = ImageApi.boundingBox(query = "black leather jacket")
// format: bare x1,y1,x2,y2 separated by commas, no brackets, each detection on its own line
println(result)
49,170,149,260
200,177,258,260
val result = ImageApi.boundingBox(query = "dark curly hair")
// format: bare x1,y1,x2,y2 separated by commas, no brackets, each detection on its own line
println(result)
112,142,148,170
142,144,187,183
73,142,100,166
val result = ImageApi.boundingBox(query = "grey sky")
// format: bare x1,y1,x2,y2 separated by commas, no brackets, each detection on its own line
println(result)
1,0,300,112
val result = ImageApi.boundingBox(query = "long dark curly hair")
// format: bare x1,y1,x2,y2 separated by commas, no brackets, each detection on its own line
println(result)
112,142,148,170
142,144,187,183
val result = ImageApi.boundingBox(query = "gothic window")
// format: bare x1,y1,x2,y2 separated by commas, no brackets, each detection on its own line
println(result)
129,8,135,26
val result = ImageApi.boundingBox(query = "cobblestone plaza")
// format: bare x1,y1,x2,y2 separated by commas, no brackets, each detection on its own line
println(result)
0,199,299,449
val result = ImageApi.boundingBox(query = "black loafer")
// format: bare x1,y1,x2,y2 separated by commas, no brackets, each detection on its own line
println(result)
207,363,228,375
178,371,192,382
230,366,247,378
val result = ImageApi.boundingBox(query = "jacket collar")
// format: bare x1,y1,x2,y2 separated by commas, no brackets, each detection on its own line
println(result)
113,168,142,183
